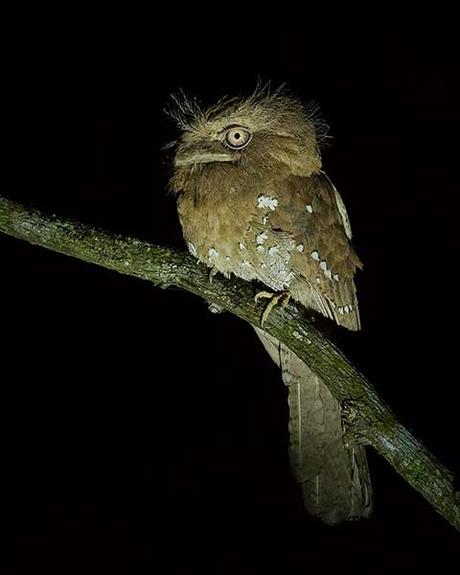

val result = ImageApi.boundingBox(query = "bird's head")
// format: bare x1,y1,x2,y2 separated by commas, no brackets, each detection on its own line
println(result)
167,86,327,193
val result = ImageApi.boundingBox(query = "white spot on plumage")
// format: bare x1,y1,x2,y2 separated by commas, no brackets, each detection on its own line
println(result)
256,232,268,245
333,273,339,282
296,243,304,252
319,261,328,271
262,216,268,225
344,305,350,313
325,268,332,280
338,306,344,314
241,260,252,269
311,251,320,261
225,256,231,261
257,195,278,211
187,241,197,257
261,244,295,289
239,242,246,251
306,204,313,213
316,278,321,284
208,248,219,259
257,245,265,253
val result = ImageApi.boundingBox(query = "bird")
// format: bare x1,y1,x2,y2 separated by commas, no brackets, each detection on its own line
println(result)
168,85,372,525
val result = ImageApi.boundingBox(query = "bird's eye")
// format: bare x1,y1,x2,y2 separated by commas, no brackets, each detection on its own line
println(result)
224,126,252,149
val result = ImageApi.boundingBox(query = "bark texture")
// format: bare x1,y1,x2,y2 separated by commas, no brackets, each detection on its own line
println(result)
0,195,458,531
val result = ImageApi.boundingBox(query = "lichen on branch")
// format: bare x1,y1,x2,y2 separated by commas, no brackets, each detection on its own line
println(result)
0,195,458,531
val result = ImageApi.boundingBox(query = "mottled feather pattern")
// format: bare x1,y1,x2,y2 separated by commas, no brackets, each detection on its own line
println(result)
254,328,372,523
170,86,372,524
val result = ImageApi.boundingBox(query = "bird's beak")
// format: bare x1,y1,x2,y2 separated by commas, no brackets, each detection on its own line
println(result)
174,142,235,167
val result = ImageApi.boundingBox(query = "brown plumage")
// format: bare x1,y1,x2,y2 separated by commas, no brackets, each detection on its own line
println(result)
169,86,372,524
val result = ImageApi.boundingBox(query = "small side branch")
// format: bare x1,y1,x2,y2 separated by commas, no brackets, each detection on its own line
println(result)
0,196,458,531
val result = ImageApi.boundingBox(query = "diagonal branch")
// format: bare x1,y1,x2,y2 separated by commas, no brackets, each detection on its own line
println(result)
0,195,458,531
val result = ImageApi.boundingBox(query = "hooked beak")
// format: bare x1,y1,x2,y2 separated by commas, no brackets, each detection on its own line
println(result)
174,142,235,167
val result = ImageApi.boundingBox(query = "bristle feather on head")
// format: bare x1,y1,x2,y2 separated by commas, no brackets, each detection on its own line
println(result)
165,83,329,146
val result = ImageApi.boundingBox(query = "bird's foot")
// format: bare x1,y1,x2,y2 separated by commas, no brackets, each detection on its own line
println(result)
209,267,219,283
254,290,291,326
208,302,225,314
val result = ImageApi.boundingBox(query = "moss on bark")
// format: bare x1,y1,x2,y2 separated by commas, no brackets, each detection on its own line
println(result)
1,195,458,531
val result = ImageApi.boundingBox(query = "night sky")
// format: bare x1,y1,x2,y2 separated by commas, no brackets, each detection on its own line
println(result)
2,12,459,573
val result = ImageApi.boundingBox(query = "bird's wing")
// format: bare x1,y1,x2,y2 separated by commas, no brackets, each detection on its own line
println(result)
266,172,362,330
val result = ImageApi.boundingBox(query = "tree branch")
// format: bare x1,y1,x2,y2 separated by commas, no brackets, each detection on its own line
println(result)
0,195,458,531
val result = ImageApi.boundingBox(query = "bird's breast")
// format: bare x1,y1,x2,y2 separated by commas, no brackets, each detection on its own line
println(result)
176,173,296,291
177,182,261,280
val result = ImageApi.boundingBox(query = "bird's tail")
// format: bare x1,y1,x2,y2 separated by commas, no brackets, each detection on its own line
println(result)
254,327,372,525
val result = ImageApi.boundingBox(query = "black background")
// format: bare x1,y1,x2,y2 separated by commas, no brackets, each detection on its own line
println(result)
2,11,459,573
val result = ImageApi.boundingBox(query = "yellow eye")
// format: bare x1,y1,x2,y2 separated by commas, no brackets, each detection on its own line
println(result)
224,126,252,149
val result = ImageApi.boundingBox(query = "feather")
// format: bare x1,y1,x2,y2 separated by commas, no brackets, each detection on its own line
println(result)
254,328,372,524
170,86,372,523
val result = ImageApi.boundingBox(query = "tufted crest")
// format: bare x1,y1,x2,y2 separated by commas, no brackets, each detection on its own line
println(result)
166,83,329,146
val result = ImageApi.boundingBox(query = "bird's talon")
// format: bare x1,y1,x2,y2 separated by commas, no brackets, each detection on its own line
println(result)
208,302,225,314
254,290,274,303
255,290,290,326
209,268,218,283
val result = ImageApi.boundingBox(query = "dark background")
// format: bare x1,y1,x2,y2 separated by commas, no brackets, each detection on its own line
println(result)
2,12,459,573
